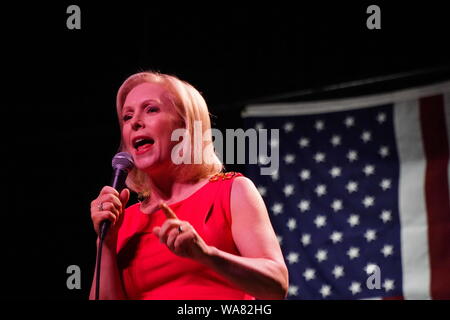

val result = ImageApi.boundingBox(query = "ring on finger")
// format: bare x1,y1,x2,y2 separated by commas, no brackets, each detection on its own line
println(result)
98,202,104,211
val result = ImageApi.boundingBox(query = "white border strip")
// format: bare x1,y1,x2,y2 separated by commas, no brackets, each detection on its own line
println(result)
242,81,450,117
395,100,430,300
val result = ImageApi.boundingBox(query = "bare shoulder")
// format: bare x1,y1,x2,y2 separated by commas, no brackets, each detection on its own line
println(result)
231,176,260,200
232,176,255,190
232,176,258,192
230,176,267,217
229,176,282,262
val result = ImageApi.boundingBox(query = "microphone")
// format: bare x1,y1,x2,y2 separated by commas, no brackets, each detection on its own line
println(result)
99,152,134,240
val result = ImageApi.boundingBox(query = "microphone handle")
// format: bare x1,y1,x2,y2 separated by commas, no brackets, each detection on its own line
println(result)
100,168,129,240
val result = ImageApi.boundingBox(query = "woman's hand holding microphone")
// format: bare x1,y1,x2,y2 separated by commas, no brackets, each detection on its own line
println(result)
90,186,130,248
90,190,212,262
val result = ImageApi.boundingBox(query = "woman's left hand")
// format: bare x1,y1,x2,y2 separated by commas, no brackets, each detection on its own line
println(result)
152,203,213,263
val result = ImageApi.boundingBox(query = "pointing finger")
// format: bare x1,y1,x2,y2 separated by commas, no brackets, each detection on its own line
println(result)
160,202,178,220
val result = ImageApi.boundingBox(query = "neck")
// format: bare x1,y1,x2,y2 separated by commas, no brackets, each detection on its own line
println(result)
140,164,211,213
144,165,181,203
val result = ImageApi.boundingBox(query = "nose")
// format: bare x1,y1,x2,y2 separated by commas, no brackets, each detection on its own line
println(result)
131,118,145,130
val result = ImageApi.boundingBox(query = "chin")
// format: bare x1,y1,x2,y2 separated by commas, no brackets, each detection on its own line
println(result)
134,157,158,171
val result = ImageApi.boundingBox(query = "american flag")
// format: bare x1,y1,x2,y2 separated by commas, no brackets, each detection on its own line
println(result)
242,82,450,299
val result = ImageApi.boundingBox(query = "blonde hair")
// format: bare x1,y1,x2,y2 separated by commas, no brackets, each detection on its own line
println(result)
116,71,224,197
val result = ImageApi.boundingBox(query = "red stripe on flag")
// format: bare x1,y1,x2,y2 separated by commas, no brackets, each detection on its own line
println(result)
420,94,450,300
383,296,404,300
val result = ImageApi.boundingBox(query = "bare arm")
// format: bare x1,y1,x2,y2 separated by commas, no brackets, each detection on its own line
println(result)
204,176,288,299
89,239,127,300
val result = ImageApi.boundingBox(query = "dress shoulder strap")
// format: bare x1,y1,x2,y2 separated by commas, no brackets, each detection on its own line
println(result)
208,171,243,182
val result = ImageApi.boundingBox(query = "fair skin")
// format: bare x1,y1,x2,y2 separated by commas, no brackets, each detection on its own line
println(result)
90,82,288,300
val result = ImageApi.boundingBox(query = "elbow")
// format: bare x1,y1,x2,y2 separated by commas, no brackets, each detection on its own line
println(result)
263,261,289,300
277,262,289,299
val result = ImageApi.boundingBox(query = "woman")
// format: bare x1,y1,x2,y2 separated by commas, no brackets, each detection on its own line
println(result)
89,71,288,300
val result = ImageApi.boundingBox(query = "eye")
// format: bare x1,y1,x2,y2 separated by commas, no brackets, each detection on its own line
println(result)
122,114,132,122
146,106,159,113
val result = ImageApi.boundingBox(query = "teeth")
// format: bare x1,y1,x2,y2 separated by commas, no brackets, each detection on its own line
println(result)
133,137,153,149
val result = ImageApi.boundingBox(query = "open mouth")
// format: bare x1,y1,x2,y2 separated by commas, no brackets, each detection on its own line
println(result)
133,137,155,152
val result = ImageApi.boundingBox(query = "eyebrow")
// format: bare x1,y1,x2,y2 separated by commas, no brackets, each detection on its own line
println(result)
122,99,162,113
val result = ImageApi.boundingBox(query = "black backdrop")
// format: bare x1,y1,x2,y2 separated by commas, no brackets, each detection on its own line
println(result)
2,2,450,299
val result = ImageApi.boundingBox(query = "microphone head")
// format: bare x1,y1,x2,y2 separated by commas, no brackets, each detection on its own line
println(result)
112,152,134,172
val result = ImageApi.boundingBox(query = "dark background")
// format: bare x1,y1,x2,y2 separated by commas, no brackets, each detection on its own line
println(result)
2,2,450,299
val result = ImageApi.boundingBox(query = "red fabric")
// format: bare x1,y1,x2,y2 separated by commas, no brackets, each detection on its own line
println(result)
420,95,450,300
116,172,256,300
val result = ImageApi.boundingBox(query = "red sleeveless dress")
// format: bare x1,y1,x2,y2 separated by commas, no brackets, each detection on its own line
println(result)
116,172,255,300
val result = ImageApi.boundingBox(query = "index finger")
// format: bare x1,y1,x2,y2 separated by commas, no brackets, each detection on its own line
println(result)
100,186,120,197
160,202,178,220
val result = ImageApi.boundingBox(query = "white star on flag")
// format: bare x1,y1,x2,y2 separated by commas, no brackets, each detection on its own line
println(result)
320,285,332,298
276,235,283,245
330,135,342,147
329,166,342,178
363,164,375,176
301,234,311,246
314,215,327,228
347,150,358,162
298,137,310,148
271,203,283,215
257,186,267,197
314,152,326,163
332,265,345,279
377,112,387,124
348,214,360,227
258,155,269,165
303,268,316,281
330,231,343,243
283,184,295,197
270,170,279,181
288,285,299,296
381,245,394,257
380,210,392,223
379,146,390,158
383,279,395,292
364,263,379,275
299,169,311,181
298,200,310,212
380,179,392,191
344,116,355,128
284,154,296,164
286,252,299,264
364,229,377,242
346,181,358,193
349,282,362,295
315,120,325,131
331,199,343,212
347,247,360,259
362,196,375,208
315,184,327,197
315,249,328,263
255,122,264,130
361,131,372,143
287,218,297,231
269,138,279,147
284,122,294,133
